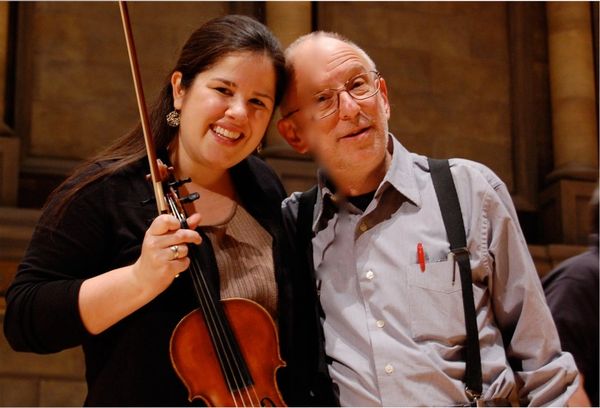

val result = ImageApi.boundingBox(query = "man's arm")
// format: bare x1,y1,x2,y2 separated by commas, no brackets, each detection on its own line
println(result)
484,181,579,406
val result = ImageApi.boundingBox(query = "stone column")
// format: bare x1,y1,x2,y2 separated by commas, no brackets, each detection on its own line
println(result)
547,2,598,180
541,3,598,244
0,2,19,206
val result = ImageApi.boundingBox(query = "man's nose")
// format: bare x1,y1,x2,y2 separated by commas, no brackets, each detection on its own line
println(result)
337,91,361,120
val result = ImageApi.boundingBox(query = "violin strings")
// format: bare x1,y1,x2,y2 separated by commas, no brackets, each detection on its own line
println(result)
248,384,262,407
168,198,242,405
189,252,259,407
188,249,259,407
168,199,243,405
169,197,259,406
187,257,245,406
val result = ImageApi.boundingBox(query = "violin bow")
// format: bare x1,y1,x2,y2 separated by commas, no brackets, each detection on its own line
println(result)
118,0,168,215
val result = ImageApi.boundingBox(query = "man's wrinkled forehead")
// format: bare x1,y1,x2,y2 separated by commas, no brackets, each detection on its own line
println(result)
288,36,374,89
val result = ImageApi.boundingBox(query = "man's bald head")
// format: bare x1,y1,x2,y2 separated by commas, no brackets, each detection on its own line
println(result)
280,31,377,117
285,31,377,70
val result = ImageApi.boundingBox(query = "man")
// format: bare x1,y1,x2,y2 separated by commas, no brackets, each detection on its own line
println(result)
277,31,578,406
543,187,599,407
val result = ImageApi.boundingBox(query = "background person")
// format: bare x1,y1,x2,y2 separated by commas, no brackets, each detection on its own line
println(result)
543,186,599,407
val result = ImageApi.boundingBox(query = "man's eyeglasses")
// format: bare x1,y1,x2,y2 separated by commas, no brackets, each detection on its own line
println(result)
282,71,382,120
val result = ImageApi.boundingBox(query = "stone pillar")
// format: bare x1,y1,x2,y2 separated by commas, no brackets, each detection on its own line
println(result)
541,3,598,244
547,2,598,180
0,2,19,206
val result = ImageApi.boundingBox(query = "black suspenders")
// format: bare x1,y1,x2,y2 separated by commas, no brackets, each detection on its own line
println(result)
298,159,483,402
428,158,482,402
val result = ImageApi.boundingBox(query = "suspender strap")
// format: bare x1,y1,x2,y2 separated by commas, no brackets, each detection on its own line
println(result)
297,186,318,253
428,158,483,401
297,186,337,402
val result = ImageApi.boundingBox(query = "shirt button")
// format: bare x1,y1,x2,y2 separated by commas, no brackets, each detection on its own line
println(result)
385,364,394,374
366,270,374,280
376,320,385,328
359,222,368,232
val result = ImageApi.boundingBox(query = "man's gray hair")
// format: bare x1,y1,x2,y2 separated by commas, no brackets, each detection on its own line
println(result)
284,31,377,71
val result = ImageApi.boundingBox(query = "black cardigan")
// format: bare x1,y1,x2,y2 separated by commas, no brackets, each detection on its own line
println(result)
4,155,333,406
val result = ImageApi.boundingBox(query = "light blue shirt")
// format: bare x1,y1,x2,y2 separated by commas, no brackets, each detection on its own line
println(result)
282,135,578,406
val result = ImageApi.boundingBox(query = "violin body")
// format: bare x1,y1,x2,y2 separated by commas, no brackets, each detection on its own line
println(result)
170,298,286,407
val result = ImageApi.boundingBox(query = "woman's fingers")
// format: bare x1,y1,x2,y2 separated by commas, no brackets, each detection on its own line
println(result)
186,213,202,231
166,244,189,261
147,214,182,235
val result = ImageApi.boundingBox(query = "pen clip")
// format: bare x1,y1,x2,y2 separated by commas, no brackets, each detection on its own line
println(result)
450,247,470,286
450,252,457,286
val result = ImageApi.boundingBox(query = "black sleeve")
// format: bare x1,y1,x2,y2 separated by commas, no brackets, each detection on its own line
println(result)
3,176,112,353
544,253,599,379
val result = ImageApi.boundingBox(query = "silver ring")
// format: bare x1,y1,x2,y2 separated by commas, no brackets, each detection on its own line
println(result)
169,245,179,260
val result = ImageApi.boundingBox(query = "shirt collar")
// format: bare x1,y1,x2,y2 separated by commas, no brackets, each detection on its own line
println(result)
312,133,422,232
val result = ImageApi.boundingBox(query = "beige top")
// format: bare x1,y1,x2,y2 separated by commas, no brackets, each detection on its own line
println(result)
203,204,277,319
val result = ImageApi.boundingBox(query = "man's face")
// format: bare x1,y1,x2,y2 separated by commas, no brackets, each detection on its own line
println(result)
278,36,391,182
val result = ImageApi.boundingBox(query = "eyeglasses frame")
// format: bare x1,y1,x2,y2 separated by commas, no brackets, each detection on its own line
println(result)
281,70,382,120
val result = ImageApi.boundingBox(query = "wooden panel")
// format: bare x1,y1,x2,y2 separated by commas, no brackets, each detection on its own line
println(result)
540,179,597,244
0,137,18,205
0,2,9,123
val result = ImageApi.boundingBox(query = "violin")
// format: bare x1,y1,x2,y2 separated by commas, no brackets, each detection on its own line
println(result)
118,3,287,406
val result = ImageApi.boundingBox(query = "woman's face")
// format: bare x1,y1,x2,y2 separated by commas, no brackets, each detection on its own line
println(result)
171,51,276,176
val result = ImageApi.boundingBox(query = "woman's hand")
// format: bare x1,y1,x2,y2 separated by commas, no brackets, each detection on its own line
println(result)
132,213,202,293
79,213,201,335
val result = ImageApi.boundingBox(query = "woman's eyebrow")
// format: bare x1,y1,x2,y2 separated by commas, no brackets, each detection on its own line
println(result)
212,77,273,102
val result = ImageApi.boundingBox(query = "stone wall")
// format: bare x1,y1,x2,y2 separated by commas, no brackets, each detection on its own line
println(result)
0,303,86,406
317,2,518,191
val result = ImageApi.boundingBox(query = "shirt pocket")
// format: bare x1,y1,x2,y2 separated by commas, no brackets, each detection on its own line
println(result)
407,259,466,344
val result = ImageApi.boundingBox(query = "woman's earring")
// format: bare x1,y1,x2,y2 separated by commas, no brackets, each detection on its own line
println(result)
256,141,263,155
166,110,180,127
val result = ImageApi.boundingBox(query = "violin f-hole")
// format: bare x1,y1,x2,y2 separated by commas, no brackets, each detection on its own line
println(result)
260,396,276,406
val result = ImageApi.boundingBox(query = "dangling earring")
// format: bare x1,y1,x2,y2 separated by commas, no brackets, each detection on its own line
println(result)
256,141,264,155
166,110,180,127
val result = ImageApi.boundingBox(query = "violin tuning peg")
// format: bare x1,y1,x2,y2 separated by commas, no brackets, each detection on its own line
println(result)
180,192,200,204
168,177,192,188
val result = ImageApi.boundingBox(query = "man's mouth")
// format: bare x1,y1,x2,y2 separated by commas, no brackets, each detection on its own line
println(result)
341,126,370,139
212,125,242,141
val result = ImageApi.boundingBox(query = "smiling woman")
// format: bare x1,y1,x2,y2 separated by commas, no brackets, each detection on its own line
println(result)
1,14,320,406
170,52,276,190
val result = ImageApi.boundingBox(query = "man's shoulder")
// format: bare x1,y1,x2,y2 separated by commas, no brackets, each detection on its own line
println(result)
410,153,506,192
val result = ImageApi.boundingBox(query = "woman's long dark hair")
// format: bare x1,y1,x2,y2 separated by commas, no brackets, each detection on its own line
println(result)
46,14,286,220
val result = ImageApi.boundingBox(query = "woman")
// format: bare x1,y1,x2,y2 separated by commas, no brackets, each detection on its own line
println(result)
4,15,304,406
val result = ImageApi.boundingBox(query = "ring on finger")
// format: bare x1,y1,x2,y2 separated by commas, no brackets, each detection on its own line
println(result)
169,245,180,260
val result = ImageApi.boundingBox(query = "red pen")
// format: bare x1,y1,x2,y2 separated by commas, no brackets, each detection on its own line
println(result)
417,242,426,272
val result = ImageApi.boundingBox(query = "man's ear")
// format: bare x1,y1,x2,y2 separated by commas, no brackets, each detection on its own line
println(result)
277,118,309,154
379,77,391,120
